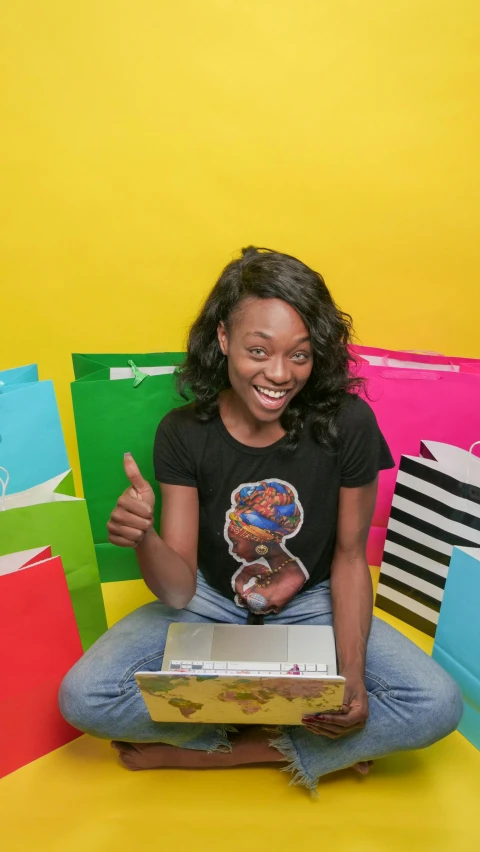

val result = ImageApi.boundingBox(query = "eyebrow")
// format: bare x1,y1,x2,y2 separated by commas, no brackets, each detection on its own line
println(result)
245,331,311,345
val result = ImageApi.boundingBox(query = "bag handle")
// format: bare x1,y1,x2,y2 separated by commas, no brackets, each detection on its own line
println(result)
355,349,457,371
385,350,453,363
378,369,443,381
128,359,148,388
0,466,9,512
467,442,480,486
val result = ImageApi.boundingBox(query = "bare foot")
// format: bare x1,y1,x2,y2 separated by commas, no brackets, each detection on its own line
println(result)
111,731,373,778
111,727,285,772
351,760,373,776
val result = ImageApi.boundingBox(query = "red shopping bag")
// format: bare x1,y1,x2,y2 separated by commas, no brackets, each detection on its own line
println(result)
0,547,84,777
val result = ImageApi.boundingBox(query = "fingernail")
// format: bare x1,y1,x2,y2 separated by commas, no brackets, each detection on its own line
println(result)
124,452,132,457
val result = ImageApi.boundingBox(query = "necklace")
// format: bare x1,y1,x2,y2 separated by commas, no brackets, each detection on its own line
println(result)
255,557,296,589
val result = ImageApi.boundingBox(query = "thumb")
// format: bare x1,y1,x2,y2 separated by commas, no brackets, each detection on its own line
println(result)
123,453,150,495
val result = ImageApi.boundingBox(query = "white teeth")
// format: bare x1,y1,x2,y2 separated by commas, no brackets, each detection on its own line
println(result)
256,386,287,399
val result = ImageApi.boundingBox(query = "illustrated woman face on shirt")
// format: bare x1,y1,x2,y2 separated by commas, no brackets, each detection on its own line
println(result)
228,528,259,563
217,296,313,424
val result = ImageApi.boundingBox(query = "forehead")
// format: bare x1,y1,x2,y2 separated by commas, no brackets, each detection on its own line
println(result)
232,297,309,338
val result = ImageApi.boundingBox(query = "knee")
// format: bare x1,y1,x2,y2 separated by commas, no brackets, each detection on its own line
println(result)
440,675,464,735
423,667,464,744
59,660,100,736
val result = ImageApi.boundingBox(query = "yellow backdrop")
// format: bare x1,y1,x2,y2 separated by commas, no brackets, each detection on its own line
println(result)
2,1,479,489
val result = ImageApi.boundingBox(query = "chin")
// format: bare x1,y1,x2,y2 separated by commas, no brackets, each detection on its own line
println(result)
252,399,289,420
255,407,284,421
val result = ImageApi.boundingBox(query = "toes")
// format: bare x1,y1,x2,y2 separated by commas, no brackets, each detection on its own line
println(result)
117,752,142,771
352,760,372,776
111,741,144,770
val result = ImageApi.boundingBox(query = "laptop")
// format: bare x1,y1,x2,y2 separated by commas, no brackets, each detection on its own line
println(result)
135,624,345,725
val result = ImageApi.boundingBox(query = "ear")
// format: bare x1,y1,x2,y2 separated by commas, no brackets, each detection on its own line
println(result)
217,321,228,356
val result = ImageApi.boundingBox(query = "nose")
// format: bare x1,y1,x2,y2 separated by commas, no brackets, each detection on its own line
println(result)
263,356,292,386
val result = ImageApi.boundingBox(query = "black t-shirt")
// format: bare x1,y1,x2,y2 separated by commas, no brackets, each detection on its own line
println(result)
153,395,394,615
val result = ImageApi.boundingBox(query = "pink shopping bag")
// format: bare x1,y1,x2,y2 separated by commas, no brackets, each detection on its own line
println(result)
352,359,480,565
351,345,480,373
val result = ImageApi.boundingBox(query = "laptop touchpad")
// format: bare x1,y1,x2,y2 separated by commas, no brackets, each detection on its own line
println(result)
212,626,288,662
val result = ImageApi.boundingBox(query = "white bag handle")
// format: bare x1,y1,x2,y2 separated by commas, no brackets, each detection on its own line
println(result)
357,351,458,372
383,356,457,372
467,442,480,486
0,466,9,512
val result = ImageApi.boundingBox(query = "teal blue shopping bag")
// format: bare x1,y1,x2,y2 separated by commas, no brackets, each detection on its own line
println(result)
0,364,69,494
432,546,480,750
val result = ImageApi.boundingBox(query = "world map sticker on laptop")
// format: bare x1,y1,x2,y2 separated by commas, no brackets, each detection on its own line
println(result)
135,672,345,725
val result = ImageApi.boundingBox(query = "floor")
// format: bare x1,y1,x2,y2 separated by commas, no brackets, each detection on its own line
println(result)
2,570,479,852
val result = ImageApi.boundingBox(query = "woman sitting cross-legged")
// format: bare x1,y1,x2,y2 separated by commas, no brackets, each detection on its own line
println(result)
59,247,462,792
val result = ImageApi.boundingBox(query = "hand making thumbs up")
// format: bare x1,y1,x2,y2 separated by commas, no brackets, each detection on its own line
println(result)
107,453,155,547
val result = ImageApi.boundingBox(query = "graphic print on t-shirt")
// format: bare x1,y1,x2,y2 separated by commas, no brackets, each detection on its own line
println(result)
224,479,309,615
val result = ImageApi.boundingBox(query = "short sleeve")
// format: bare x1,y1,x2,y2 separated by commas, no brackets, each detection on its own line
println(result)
338,395,394,488
153,409,197,487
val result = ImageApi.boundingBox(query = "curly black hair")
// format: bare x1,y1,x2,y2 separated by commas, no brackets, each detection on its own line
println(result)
177,246,362,450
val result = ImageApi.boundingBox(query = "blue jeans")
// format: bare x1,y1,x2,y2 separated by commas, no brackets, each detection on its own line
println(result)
59,573,463,791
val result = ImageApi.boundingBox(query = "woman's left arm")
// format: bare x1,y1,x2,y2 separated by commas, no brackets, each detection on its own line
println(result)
302,479,377,737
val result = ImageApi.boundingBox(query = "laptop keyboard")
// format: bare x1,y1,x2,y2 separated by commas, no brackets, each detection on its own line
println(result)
168,661,329,676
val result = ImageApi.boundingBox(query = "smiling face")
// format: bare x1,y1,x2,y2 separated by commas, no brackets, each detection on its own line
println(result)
217,297,313,422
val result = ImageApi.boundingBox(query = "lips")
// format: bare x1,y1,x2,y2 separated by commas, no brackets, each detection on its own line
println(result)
253,385,292,410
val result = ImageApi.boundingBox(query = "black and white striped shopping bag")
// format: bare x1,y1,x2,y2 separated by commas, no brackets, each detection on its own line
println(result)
376,441,480,636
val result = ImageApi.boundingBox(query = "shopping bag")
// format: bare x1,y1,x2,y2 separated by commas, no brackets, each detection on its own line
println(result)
0,470,107,651
0,364,69,494
351,345,480,373
432,546,480,750
71,353,185,581
353,361,480,565
376,441,480,636
0,547,83,777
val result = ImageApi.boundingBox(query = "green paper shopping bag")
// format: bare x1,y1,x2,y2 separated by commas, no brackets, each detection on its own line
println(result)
71,353,185,581
0,470,107,651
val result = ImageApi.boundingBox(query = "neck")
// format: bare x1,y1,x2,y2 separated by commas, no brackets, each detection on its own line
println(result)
219,390,285,447
265,545,288,564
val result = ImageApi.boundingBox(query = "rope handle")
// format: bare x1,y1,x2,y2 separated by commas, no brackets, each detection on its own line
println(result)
467,442,480,486
0,467,9,511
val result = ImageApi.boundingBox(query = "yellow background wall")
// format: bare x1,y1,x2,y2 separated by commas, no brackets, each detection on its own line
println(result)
1,1,479,489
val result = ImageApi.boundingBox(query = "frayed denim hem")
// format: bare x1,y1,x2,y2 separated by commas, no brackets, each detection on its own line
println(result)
267,728,318,796
205,725,238,754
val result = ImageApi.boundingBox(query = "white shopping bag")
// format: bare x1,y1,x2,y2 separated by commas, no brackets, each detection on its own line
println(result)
376,441,480,636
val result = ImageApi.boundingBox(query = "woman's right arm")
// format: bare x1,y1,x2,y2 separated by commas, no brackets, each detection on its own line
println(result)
107,454,199,609
135,483,199,609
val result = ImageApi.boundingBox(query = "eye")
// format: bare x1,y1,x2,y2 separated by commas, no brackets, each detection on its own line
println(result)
292,352,310,361
249,348,267,357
